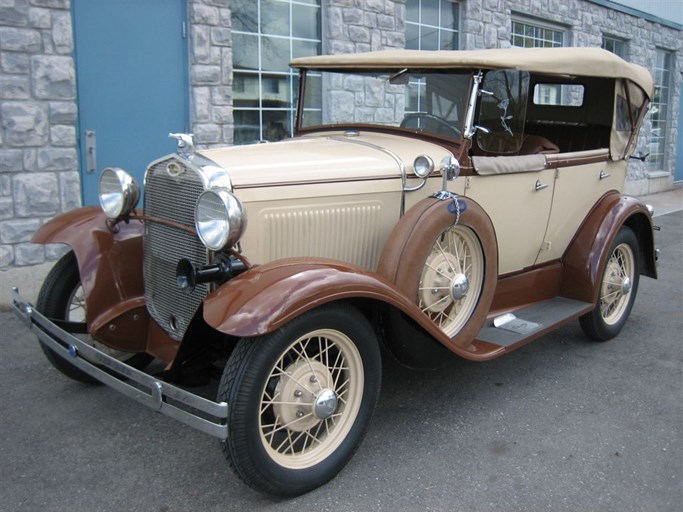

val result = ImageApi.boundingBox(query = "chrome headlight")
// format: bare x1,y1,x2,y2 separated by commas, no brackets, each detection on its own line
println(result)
413,155,434,178
99,168,140,219
195,188,246,251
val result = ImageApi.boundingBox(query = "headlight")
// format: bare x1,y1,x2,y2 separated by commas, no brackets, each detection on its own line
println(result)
413,155,434,178
99,168,140,219
195,188,246,251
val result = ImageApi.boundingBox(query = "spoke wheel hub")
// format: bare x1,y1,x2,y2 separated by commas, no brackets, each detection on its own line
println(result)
273,360,336,432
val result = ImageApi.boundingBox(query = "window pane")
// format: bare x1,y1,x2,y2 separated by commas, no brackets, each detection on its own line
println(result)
440,0,456,29
421,0,439,26
421,26,438,50
292,4,320,40
234,110,261,144
406,23,419,49
292,39,320,59
262,110,290,141
233,73,260,107
406,0,419,23
261,36,290,72
231,0,257,33
261,74,290,108
440,30,457,50
233,33,259,70
262,0,290,36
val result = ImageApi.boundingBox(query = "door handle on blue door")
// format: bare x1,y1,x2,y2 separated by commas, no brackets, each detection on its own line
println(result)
85,130,97,174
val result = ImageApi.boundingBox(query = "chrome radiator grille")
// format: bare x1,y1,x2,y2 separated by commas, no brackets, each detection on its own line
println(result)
143,157,208,341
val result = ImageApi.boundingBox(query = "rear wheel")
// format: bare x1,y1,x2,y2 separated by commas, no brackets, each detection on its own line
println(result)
579,226,640,341
218,303,381,497
36,251,151,383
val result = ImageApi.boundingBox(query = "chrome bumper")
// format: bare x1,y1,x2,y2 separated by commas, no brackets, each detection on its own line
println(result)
11,287,228,440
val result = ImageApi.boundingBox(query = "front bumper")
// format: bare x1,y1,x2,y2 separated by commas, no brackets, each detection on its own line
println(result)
11,288,228,440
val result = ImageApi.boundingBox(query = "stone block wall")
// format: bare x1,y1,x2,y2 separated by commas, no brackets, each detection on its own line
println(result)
189,0,234,147
0,0,78,270
324,1,406,125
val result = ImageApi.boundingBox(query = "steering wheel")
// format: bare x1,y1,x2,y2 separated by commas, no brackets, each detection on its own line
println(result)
400,113,462,138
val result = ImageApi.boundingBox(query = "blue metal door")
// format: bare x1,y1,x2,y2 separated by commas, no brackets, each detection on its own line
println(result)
73,0,189,206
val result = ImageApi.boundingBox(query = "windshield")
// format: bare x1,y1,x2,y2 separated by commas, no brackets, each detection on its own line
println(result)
299,70,471,142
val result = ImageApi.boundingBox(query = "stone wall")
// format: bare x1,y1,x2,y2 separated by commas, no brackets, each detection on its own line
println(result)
189,0,234,147
460,0,682,194
0,0,78,272
324,1,406,125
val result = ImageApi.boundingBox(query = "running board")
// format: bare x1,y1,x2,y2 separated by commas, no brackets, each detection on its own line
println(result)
469,297,593,359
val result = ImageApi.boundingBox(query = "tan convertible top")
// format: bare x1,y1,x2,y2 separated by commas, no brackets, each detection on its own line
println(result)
291,47,653,98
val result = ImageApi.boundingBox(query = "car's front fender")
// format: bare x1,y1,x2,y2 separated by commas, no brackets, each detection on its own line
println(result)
31,207,175,359
202,258,483,361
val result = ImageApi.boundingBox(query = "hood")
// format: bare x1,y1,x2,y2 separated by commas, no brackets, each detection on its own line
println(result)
198,131,454,189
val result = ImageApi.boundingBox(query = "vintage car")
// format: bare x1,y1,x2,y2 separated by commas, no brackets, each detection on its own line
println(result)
12,47,658,496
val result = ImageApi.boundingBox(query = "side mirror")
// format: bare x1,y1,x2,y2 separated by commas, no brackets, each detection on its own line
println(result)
629,151,649,162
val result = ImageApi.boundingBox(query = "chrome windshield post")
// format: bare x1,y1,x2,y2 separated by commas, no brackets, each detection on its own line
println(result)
463,71,483,139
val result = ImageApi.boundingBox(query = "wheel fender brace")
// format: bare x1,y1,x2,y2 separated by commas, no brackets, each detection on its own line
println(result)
30,207,172,358
561,192,657,305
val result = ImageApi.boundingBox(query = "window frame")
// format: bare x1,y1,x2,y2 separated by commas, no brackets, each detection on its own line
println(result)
231,0,322,144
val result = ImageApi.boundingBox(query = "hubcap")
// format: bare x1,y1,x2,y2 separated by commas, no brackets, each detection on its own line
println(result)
314,389,338,420
273,360,335,432
600,242,635,325
450,273,469,300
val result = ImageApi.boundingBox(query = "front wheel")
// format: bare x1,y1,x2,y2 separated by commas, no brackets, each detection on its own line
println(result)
579,226,640,341
36,251,151,383
218,303,381,497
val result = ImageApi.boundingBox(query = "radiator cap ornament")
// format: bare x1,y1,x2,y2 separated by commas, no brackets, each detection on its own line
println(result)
169,132,195,156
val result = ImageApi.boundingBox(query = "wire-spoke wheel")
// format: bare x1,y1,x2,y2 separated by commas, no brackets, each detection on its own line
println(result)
36,251,151,383
418,225,484,337
218,303,381,497
580,226,640,341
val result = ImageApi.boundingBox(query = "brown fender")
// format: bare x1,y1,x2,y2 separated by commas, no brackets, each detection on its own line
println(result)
32,207,176,360
202,257,484,360
377,195,499,349
561,191,657,304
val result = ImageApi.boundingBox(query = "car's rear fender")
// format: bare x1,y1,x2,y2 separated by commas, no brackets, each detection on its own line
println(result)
561,191,657,304
31,207,175,359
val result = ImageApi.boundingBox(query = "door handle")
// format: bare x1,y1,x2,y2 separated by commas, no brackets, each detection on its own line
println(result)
535,180,548,191
85,130,97,174
599,170,611,180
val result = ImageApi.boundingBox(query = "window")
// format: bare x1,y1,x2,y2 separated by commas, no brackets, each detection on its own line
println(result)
405,0,459,51
602,35,627,59
510,19,564,48
650,49,673,170
231,0,321,144
511,19,565,104
405,1,460,122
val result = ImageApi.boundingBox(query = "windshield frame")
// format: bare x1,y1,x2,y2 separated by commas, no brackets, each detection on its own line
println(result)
294,68,474,147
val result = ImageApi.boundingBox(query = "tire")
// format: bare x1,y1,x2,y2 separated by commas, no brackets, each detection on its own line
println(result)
218,303,381,497
36,251,151,384
579,226,640,341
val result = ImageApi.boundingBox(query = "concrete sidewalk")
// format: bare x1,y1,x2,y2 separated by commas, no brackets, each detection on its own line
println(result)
639,182,683,217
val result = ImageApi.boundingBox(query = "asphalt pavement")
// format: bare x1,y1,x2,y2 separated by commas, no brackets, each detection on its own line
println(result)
1,210,681,512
